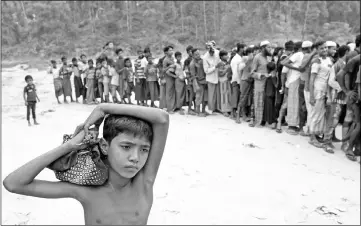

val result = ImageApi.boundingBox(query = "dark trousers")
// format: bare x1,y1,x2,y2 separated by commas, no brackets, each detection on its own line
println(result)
27,101,36,121
299,82,307,128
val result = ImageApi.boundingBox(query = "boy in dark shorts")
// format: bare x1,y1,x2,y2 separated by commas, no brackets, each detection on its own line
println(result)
124,58,135,104
23,75,40,126
4,104,169,225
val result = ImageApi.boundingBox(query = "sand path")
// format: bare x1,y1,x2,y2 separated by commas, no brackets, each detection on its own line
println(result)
1,65,360,225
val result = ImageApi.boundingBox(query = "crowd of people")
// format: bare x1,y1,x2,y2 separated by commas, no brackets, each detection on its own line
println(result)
24,35,360,162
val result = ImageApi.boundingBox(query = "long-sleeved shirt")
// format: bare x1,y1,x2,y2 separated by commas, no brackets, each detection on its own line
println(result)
251,53,269,91
189,58,206,84
203,50,220,84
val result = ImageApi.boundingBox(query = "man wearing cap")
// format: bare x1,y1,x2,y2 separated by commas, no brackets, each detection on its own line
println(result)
346,34,360,63
322,45,350,152
280,41,304,134
203,41,221,114
326,41,337,63
249,40,272,127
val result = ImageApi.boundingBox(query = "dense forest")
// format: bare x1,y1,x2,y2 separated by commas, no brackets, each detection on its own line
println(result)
1,1,360,60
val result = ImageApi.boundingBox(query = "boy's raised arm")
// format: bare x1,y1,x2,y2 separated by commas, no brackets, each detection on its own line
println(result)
3,132,87,199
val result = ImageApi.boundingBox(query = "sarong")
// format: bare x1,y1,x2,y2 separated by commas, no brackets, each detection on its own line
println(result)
74,76,84,98
175,79,186,108
303,90,313,133
148,81,160,102
53,78,63,97
62,76,72,97
298,82,307,128
263,96,276,124
135,78,147,101
239,80,252,108
207,82,221,111
231,82,240,109
219,80,232,113
254,90,265,124
86,79,95,103
165,76,176,111
324,103,342,140
286,79,300,127
159,82,167,109
309,96,327,135
195,83,207,106
186,83,195,105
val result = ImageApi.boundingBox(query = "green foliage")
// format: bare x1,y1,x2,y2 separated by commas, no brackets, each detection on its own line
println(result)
1,1,360,61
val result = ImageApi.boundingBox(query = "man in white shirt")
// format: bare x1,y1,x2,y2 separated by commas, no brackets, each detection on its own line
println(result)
203,41,221,114
281,41,304,135
230,43,246,118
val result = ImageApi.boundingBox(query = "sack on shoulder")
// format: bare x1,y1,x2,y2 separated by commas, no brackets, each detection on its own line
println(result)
47,132,109,186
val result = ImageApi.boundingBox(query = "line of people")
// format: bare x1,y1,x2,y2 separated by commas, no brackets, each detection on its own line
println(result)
46,37,360,162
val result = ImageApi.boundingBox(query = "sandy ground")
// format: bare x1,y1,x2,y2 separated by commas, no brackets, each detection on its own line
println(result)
1,64,360,225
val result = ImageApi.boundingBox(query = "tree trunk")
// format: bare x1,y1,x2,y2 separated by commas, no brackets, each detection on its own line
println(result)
203,1,207,41
302,1,310,40
195,22,198,40
214,1,217,39
126,1,131,32
180,2,184,33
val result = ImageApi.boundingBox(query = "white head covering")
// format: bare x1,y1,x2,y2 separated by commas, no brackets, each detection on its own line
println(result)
260,40,270,47
326,41,336,47
348,43,356,52
249,45,255,48
302,41,313,48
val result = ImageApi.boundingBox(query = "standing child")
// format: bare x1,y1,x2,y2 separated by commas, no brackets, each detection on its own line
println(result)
23,75,40,126
59,57,74,103
72,58,84,103
47,60,62,104
145,55,160,108
184,45,196,115
216,50,232,117
85,59,96,104
174,51,186,115
4,104,169,225
79,54,89,103
135,50,147,106
124,58,135,105
109,61,121,104
95,60,104,103
101,59,111,103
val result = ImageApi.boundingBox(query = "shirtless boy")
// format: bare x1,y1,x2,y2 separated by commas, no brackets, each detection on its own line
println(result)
4,104,170,225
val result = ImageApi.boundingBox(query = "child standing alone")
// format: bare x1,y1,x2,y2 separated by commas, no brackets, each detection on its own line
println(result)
23,75,40,126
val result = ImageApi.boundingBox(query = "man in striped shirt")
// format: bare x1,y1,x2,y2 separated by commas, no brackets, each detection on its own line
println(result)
135,49,147,106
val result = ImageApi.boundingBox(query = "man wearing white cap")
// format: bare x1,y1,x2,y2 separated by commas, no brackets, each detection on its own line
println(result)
326,41,337,62
249,40,272,127
346,34,360,63
280,41,304,135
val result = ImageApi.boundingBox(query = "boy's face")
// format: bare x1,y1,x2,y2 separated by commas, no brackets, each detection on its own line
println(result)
221,54,229,62
102,61,107,67
89,62,93,67
148,58,153,64
125,60,131,67
51,62,56,67
96,62,101,68
176,55,182,62
104,133,151,179
81,56,86,62
62,58,67,64
138,51,144,58
328,46,336,57
318,44,328,57
72,60,77,65
26,79,33,85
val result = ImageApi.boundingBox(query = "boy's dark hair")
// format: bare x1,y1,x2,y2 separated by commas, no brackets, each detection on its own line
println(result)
337,45,350,58
50,60,56,64
88,59,94,64
219,50,228,58
72,57,77,62
61,56,66,61
175,51,182,57
266,62,276,73
80,54,86,58
103,115,153,145
186,45,193,53
25,75,33,82
144,47,151,54
355,34,360,47
115,48,123,55
236,43,246,53
284,41,294,51
294,41,303,51
273,47,283,56
314,41,326,49
191,48,198,55
163,46,173,53
245,47,254,55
